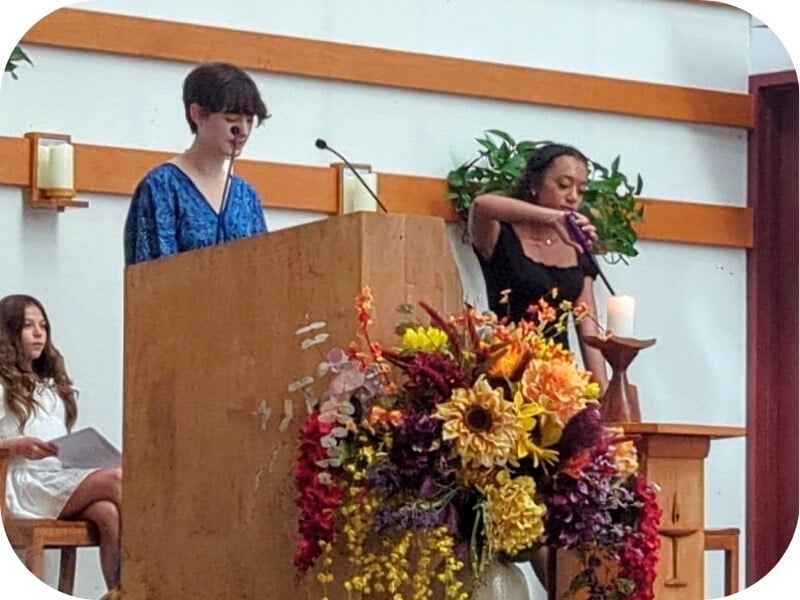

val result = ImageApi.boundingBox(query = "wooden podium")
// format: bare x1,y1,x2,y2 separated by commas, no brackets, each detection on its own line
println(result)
551,423,746,600
121,213,464,599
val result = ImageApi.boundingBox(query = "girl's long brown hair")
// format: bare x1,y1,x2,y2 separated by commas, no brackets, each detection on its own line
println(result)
0,294,77,432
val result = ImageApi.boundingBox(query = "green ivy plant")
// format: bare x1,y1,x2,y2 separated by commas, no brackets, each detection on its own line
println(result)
5,46,32,80
446,129,644,259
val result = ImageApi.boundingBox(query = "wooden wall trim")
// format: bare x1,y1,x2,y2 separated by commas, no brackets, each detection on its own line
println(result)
0,135,753,249
636,198,752,247
22,8,753,129
746,71,799,586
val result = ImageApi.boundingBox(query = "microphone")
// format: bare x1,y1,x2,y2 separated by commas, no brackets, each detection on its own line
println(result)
314,138,388,213
566,211,616,296
216,125,240,242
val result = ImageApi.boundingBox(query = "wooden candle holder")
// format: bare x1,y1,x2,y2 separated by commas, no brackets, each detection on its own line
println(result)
583,334,656,423
24,131,88,211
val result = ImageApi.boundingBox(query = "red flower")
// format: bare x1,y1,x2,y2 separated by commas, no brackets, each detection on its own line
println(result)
294,411,345,575
618,474,662,600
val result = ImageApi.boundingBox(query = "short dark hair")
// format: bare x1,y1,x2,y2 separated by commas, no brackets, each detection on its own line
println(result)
512,143,589,203
182,62,270,133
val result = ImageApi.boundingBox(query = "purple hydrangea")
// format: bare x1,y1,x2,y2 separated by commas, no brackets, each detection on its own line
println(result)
542,447,640,556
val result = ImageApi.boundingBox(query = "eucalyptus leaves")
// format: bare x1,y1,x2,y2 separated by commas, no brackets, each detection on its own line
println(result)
5,46,32,80
447,130,644,259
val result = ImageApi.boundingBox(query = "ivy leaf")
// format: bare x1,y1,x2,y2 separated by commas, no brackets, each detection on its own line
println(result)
485,129,516,146
447,169,467,186
9,46,32,65
5,46,33,79
476,137,498,154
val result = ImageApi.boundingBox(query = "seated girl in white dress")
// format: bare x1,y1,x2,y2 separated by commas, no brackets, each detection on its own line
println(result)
0,294,122,591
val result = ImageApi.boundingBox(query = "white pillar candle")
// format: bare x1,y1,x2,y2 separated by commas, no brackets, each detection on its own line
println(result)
48,142,74,190
36,145,52,189
343,171,377,213
607,294,636,337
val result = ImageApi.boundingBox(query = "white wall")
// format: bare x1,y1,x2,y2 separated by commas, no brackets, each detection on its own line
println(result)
749,15,795,75
1,0,794,598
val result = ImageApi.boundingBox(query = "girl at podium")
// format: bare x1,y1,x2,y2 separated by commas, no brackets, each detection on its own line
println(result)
124,62,270,265
469,143,608,392
0,294,122,590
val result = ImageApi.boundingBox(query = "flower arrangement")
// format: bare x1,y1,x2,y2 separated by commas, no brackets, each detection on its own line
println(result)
293,287,661,600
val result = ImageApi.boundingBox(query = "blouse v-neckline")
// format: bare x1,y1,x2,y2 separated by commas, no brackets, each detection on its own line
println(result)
166,162,229,217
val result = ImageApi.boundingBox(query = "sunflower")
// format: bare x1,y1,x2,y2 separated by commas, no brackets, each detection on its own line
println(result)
435,376,523,468
484,471,547,556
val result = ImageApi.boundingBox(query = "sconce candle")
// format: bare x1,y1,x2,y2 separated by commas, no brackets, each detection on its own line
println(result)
343,171,378,213
48,142,74,190
36,145,52,189
607,294,636,337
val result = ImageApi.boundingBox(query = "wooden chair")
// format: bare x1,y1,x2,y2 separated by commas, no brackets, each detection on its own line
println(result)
704,527,740,597
0,447,99,595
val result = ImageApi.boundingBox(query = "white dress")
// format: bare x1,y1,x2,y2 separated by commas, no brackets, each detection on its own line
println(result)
0,382,98,518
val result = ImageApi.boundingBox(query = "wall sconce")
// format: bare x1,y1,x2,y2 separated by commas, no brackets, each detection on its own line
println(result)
333,163,379,214
24,131,88,211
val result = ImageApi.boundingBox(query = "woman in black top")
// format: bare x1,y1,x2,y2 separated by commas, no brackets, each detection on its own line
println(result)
469,143,608,393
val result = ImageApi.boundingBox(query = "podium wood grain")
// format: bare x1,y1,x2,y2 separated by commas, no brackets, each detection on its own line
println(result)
122,213,464,599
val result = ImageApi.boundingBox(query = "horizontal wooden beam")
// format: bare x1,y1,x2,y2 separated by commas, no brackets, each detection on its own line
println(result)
637,198,752,247
0,135,752,249
22,8,753,128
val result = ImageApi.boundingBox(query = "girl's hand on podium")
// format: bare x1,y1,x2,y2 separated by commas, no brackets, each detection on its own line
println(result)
2,436,58,460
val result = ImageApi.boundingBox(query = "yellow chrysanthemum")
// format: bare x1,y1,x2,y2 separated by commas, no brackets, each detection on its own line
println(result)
457,465,501,489
401,326,450,353
435,376,523,468
521,358,595,426
484,471,547,556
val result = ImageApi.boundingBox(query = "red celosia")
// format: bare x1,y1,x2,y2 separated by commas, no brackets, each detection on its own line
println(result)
293,410,345,575
618,474,662,600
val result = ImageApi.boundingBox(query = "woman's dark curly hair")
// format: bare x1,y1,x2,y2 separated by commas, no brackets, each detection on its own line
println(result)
0,294,77,432
511,143,589,203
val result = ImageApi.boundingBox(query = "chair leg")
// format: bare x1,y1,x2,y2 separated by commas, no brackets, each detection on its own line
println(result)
59,546,78,594
23,536,45,583
724,538,739,596
705,528,740,597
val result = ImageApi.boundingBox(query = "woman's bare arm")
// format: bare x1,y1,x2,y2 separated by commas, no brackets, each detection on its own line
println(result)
575,276,609,393
468,194,565,259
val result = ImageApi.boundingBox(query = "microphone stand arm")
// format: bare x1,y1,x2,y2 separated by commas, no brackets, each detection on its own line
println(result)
320,144,388,213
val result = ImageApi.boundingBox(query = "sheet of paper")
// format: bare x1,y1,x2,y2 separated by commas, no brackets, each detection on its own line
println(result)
49,427,121,469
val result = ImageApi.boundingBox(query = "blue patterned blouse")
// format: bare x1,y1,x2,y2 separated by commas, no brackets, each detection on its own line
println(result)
124,163,268,266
